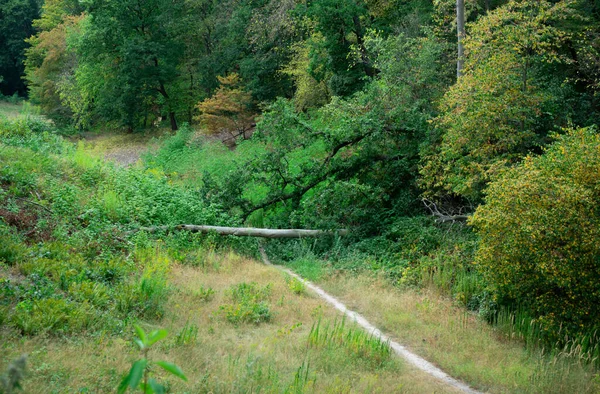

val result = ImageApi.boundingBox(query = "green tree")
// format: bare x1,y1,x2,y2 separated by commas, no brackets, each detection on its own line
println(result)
0,0,40,96
303,0,374,97
77,0,187,131
471,127,600,342
421,0,582,200
24,14,84,124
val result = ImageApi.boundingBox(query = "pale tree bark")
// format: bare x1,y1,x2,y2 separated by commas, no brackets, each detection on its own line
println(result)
129,225,348,238
456,0,466,78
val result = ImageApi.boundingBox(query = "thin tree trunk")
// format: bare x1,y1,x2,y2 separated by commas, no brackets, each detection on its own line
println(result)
155,57,179,131
129,225,348,238
169,111,178,131
456,0,466,78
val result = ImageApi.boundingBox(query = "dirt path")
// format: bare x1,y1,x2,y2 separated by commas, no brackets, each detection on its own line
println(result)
78,131,163,166
260,247,483,394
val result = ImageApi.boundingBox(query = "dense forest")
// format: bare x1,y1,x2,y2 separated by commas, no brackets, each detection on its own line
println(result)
2,0,600,392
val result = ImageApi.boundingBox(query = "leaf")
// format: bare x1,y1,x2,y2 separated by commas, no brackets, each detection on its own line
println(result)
155,361,187,381
147,378,166,394
118,359,148,393
134,324,148,348
147,329,168,347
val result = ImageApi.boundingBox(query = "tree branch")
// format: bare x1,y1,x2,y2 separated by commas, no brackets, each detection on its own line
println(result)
422,199,470,223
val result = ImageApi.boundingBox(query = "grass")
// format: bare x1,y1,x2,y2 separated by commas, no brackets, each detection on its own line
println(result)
0,100,43,120
75,130,167,167
310,268,600,393
0,253,461,393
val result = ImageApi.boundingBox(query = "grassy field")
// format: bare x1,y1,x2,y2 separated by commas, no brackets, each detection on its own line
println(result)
1,251,462,393
284,259,600,394
75,130,169,167
0,100,42,119
2,123,598,394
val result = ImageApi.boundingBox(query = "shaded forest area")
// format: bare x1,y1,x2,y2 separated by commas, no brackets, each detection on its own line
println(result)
2,0,600,381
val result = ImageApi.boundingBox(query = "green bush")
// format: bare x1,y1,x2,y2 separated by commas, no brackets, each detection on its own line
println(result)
471,127,600,341
220,282,272,325
11,298,94,335
116,275,169,320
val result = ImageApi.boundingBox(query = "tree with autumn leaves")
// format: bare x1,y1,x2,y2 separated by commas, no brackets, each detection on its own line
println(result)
196,74,255,142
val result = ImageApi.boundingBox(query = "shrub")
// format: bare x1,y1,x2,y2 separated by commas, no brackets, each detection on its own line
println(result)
471,127,600,342
220,282,272,325
10,298,93,335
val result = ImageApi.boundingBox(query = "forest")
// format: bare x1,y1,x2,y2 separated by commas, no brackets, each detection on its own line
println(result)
1,0,600,392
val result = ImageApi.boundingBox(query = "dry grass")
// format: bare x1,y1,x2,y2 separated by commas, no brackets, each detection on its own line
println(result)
0,101,28,119
75,131,167,166
317,271,600,394
1,252,463,393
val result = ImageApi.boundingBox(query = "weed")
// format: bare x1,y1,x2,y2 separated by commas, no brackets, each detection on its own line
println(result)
220,282,272,325
119,325,187,393
308,317,391,367
284,274,306,295
193,285,215,301
116,275,169,320
285,360,313,394
101,189,122,221
174,322,199,346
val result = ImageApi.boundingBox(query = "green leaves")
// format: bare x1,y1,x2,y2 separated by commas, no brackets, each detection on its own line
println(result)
421,0,582,200
471,127,600,342
119,326,187,393
155,361,187,381
118,359,148,394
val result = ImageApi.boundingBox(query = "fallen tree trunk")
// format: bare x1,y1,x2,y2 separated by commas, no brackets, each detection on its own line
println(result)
131,225,348,238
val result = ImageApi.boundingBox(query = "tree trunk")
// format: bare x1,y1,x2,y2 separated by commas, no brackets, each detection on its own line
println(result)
130,225,348,238
169,111,178,131
456,0,466,78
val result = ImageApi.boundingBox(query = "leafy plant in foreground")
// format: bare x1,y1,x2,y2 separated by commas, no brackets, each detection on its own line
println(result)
0,355,27,394
118,325,187,393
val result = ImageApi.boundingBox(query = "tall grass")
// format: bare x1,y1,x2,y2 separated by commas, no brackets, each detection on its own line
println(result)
308,317,391,367
494,307,600,368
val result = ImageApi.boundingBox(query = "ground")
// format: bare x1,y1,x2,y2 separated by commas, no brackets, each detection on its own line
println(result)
76,131,166,167
1,252,463,393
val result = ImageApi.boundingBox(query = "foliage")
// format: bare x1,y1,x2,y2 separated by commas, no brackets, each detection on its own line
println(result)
75,0,189,130
0,0,40,97
118,325,187,393
280,34,331,111
219,282,272,325
0,120,230,336
0,355,27,394
24,11,84,126
471,127,600,342
421,0,588,200
196,74,255,140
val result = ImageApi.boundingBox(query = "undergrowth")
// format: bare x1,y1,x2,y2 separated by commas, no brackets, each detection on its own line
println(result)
219,282,272,325
0,117,239,336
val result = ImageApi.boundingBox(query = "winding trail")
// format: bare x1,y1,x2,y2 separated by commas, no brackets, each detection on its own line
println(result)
259,247,483,394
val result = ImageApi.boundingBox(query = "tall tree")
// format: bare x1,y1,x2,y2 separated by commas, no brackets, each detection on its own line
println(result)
77,0,187,130
0,0,41,96
456,0,465,77
421,0,585,200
